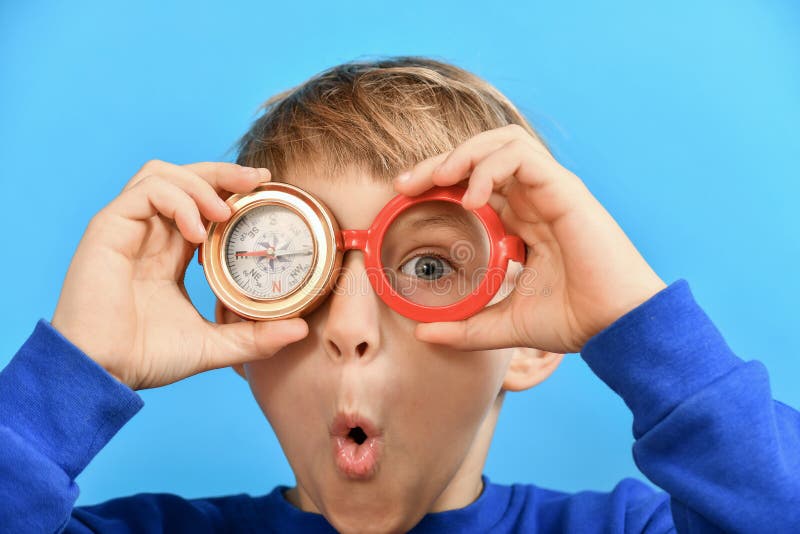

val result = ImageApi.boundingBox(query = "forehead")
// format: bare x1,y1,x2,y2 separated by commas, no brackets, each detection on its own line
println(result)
280,167,399,229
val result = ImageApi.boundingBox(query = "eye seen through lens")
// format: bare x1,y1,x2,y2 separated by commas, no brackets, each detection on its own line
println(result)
380,200,491,307
399,254,454,280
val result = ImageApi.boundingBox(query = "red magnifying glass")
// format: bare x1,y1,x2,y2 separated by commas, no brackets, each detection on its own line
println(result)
199,182,526,322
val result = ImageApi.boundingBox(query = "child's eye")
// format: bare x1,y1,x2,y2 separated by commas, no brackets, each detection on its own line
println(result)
398,254,454,280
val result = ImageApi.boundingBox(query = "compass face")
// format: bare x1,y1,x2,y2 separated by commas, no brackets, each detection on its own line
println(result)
223,203,315,299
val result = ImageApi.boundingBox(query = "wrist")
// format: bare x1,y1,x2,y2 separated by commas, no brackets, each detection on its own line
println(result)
588,273,668,349
610,274,667,326
50,313,132,389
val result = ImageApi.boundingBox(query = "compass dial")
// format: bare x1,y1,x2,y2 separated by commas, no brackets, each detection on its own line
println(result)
224,204,315,299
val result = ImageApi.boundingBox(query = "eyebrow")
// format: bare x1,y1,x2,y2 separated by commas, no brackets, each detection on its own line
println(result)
383,210,490,264
404,213,482,239
411,213,470,230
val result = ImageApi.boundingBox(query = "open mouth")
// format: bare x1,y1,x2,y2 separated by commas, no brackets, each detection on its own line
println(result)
330,413,384,480
347,426,368,445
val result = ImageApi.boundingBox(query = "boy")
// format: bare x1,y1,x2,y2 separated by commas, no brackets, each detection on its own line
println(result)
1,56,798,533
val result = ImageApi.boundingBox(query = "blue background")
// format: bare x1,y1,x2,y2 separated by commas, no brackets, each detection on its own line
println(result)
1,1,798,506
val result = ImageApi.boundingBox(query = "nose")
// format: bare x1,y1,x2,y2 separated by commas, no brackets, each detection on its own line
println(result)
321,251,382,363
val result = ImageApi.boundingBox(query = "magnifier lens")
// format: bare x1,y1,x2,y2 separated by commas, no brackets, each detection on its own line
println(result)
380,200,490,307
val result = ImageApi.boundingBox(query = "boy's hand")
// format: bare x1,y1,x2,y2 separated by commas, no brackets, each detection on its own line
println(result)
51,160,309,390
394,125,666,354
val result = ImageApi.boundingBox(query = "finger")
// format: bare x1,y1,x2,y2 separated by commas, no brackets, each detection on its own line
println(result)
394,124,538,196
460,138,531,211
468,139,589,225
433,126,521,186
126,159,270,198
498,191,557,248
395,153,505,213
414,297,519,351
486,190,506,215
393,152,451,195
109,175,208,243
128,166,233,224
202,317,309,370
183,161,271,197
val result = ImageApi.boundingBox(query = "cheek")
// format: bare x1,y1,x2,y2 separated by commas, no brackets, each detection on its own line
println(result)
376,342,512,497
243,338,331,460
402,346,509,447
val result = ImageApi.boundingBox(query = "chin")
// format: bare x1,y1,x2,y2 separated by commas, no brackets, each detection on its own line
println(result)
310,478,426,534
324,504,422,534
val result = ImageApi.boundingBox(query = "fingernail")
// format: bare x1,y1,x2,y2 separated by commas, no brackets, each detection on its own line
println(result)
257,167,271,179
395,171,411,183
196,220,207,238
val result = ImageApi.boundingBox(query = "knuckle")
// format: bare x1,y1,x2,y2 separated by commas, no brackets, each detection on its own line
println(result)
137,173,164,189
130,159,164,181
231,322,256,355
86,210,108,232
143,158,165,170
463,321,476,345
431,156,451,176
205,161,231,175
86,209,125,239
507,137,528,152
190,161,218,176
440,150,465,172
505,123,526,136
176,192,197,211
198,327,220,371
194,175,217,194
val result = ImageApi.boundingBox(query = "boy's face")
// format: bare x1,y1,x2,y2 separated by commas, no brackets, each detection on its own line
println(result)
218,168,530,532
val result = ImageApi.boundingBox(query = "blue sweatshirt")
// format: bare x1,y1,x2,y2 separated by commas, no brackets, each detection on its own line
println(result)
1,279,798,533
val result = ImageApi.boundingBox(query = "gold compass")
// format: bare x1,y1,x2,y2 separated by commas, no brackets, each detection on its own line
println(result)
199,182,343,320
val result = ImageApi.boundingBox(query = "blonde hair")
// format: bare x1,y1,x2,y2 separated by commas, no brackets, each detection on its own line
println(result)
233,55,550,182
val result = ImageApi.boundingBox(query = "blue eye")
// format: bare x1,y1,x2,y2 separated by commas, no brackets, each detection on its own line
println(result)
399,254,454,280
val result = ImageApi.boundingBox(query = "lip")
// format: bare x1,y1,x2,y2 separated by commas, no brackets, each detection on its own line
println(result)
330,412,384,480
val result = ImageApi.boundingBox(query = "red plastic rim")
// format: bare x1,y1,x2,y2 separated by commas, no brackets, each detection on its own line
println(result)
339,185,526,322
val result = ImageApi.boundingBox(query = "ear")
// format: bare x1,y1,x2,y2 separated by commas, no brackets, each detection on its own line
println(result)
501,347,564,392
215,299,247,381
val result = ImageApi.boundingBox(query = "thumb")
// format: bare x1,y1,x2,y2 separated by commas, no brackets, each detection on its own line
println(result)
414,298,519,351
202,317,309,370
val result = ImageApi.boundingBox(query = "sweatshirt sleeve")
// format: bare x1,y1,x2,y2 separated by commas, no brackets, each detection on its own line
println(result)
0,319,145,533
580,279,800,533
